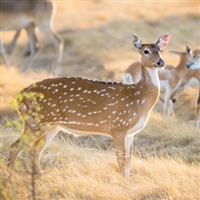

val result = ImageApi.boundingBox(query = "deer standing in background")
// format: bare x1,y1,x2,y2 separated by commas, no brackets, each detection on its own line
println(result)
159,46,192,118
0,0,64,75
176,49,200,128
7,33,170,179
123,46,192,119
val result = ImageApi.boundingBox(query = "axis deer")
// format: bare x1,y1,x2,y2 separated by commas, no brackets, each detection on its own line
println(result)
176,49,200,128
7,33,170,179
122,46,192,119
159,46,192,119
0,0,64,75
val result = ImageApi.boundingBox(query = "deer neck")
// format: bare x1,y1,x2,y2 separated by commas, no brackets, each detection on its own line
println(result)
176,56,188,75
138,65,160,104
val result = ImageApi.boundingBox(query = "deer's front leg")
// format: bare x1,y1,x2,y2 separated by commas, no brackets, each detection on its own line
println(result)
124,136,134,179
163,85,174,119
113,133,126,176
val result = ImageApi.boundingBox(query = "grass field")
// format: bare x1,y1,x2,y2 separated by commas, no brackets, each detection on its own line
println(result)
1,1,200,199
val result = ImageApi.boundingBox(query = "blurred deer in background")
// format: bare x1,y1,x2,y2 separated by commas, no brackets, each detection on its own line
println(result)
7,33,170,179
0,0,64,75
159,46,192,119
176,49,200,128
123,45,192,120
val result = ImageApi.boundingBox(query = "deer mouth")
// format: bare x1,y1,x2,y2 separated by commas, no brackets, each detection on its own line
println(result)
154,64,165,68
186,62,194,69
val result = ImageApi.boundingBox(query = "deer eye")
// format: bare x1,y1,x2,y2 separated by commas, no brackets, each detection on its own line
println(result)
144,50,150,55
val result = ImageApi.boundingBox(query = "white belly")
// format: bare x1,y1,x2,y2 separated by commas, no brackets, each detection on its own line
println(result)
59,125,112,138
126,114,148,137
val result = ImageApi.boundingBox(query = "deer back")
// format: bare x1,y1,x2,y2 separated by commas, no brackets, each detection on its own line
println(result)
18,68,159,135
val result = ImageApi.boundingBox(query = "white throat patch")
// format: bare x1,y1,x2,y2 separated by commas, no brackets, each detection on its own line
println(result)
146,68,159,88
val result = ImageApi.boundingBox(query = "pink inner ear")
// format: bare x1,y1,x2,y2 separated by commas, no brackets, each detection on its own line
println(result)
132,34,141,49
132,34,139,43
158,33,170,49
162,34,170,43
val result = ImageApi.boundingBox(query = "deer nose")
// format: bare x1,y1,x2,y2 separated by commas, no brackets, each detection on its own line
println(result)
186,62,194,69
157,59,165,67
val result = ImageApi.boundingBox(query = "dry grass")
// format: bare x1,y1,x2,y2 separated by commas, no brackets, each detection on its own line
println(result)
1,1,200,200
1,128,200,199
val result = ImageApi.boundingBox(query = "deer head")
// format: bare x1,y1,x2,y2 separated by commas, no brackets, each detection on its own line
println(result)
132,33,170,68
187,49,200,69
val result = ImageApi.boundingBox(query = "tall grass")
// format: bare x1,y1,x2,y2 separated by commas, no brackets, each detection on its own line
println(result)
1,128,199,199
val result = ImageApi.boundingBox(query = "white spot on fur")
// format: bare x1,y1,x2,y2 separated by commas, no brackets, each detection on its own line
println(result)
141,99,146,104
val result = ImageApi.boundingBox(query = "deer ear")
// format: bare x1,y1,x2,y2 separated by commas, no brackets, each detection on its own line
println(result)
156,33,170,50
186,45,191,54
132,34,142,50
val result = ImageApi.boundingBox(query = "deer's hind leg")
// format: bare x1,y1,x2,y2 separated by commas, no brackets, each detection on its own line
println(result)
7,122,42,172
7,122,51,173
30,125,60,170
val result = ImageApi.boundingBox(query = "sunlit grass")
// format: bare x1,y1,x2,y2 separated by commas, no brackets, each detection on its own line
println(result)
1,129,200,199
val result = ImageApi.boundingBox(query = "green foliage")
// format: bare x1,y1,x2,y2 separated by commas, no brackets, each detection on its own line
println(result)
5,121,12,128
7,90,46,131
16,92,24,103
180,28,190,38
